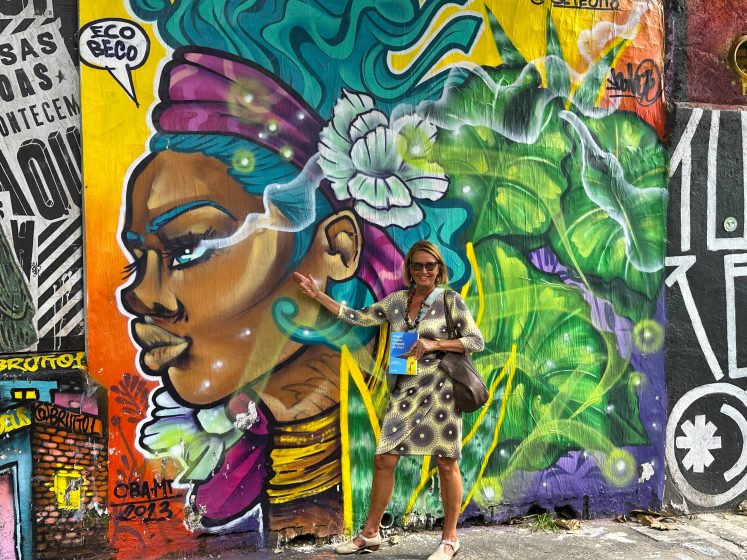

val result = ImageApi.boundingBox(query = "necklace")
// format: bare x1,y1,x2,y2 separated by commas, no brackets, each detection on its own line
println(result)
404,288,432,331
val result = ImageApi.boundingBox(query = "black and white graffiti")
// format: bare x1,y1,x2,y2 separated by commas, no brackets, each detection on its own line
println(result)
0,0,82,352
666,105,747,511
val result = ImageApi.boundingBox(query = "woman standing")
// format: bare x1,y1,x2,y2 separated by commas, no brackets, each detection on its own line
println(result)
295,240,484,560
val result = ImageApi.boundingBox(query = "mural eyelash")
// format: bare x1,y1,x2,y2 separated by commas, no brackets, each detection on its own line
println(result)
161,228,219,269
121,228,219,278
161,227,217,253
121,261,140,280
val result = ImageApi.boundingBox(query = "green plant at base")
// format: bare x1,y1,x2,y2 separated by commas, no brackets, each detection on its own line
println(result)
528,512,559,533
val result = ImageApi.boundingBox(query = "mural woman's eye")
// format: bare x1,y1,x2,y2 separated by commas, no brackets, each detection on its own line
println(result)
163,228,217,270
171,245,209,268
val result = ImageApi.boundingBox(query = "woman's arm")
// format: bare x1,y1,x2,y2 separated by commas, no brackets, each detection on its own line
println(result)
293,272,392,327
409,337,466,360
293,272,340,316
411,292,484,359
449,292,485,353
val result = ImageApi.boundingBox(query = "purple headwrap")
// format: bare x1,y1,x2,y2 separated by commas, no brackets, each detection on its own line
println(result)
154,47,404,300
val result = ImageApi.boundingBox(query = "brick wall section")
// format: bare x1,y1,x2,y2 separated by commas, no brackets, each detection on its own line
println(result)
31,422,108,559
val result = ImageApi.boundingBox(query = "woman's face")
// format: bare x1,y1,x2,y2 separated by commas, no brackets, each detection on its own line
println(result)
410,250,440,291
120,151,309,406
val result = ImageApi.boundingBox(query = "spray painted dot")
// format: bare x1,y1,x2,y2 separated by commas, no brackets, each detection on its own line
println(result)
630,371,644,387
231,149,256,173
602,448,636,486
633,320,664,353
397,124,433,164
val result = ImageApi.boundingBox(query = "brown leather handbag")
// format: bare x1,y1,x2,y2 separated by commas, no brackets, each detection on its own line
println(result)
438,291,488,413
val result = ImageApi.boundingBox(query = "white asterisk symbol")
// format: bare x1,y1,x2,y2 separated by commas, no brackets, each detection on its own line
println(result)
676,415,722,473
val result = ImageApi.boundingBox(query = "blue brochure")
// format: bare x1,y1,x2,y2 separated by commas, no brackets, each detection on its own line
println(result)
389,331,418,375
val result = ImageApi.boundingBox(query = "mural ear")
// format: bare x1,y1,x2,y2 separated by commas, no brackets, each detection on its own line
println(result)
318,210,361,281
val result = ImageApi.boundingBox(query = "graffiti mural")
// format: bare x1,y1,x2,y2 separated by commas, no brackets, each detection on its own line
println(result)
0,352,108,560
81,0,667,555
665,106,747,512
0,0,83,353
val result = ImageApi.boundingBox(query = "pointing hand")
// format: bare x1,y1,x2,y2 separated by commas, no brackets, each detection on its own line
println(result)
293,272,322,299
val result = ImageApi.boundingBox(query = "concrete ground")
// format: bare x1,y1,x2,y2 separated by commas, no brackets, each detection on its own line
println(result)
181,512,747,560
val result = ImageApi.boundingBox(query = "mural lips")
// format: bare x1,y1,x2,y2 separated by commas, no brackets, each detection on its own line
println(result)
132,319,190,373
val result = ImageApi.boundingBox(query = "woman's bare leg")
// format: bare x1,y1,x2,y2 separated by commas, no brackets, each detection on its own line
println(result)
356,453,400,542
436,456,462,554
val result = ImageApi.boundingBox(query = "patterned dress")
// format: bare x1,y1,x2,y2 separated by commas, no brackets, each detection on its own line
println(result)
338,289,484,458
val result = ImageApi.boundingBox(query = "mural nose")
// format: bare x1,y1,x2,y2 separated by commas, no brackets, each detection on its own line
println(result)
123,250,178,317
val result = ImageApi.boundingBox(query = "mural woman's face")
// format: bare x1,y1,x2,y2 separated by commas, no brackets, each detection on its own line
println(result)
120,151,314,406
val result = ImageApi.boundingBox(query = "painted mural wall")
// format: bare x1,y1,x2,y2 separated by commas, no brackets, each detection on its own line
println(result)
663,0,747,515
0,1,107,559
81,0,667,556
0,352,109,560
665,105,747,514
0,0,83,353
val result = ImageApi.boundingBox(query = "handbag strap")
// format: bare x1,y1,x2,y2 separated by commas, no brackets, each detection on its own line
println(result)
443,290,457,340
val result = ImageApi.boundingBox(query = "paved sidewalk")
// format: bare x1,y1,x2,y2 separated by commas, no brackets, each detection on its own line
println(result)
184,512,747,559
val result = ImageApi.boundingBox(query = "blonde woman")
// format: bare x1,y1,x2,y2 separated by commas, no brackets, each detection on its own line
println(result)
295,240,484,560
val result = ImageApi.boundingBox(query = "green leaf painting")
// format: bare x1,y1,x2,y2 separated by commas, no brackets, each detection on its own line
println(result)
549,110,667,322
344,10,664,530
435,99,571,241
429,13,666,323
462,239,645,507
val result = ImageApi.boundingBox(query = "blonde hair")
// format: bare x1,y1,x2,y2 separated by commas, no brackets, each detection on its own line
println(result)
402,240,449,286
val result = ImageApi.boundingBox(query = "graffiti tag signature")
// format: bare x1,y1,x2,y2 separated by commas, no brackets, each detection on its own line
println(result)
112,479,178,523
607,59,662,106
530,0,620,9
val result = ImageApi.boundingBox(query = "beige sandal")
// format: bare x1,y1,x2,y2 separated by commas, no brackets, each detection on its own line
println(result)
427,539,460,560
334,532,382,554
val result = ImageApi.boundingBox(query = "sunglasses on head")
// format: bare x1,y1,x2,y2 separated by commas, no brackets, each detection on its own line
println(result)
410,261,439,272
